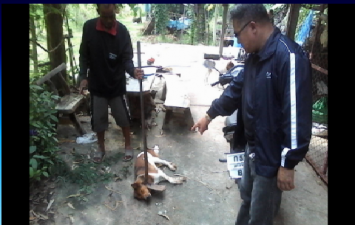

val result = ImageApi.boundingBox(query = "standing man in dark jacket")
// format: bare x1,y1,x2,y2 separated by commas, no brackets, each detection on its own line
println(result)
191,4,312,225
79,4,144,163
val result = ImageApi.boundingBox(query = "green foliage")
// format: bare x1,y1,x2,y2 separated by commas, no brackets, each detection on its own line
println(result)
64,4,97,29
54,152,127,201
66,161,114,187
127,4,142,18
29,78,60,182
153,4,169,36
264,4,275,10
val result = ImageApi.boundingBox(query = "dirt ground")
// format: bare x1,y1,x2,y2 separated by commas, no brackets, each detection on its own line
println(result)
29,43,328,225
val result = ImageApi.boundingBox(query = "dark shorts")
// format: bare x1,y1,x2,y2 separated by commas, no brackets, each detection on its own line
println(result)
90,94,131,132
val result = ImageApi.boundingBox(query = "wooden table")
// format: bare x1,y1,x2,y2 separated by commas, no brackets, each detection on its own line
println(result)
162,74,194,129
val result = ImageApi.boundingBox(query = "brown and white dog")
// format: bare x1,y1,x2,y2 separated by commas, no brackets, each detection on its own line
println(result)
131,146,187,200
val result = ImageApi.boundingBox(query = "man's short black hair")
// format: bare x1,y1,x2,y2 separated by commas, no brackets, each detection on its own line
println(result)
96,4,116,9
230,4,270,25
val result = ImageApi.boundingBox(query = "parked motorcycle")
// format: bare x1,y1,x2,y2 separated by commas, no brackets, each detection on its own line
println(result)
203,59,245,188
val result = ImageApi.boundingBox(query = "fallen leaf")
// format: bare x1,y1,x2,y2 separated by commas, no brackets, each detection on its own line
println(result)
37,213,48,220
46,199,54,211
105,185,121,194
66,194,81,199
31,210,39,218
104,201,120,211
29,217,36,221
71,165,78,170
155,135,166,138
68,203,75,209
158,211,170,220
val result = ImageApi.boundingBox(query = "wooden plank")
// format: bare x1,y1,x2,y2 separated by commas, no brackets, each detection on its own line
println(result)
163,75,190,108
69,113,86,135
36,63,66,85
45,80,59,97
58,72,71,95
126,74,155,94
55,93,85,114
312,63,328,75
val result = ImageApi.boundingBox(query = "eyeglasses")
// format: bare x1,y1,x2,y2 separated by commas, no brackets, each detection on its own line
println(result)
234,21,252,38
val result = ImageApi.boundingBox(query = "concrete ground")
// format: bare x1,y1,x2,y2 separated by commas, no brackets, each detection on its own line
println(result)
30,43,327,225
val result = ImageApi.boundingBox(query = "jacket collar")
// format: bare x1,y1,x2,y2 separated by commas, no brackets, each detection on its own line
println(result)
96,18,118,36
255,26,281,61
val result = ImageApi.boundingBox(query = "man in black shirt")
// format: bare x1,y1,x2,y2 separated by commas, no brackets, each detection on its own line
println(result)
79,4,144,163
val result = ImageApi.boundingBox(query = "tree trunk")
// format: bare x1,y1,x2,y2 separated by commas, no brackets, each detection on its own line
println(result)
286,4,301,41
213,4,219,46
43,4,67,81
200,4,206,44
219,4,228,57
194,4,205,44
30,5,39,73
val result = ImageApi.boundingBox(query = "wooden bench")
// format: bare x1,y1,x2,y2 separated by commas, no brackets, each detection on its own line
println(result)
35,63,87,136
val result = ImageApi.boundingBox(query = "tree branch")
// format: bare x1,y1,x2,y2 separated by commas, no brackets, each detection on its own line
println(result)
29,38,65,53
29,39,48,52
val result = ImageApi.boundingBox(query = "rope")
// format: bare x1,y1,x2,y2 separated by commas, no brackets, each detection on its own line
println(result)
30,38,65,53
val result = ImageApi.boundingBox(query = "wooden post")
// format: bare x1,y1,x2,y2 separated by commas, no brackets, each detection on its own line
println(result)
219,4,228,57
206,10,209,45
36,63,66,86
67,28,75,86
137,41,149,184
285,4,301,41
310,4,326,60
180,4,186,44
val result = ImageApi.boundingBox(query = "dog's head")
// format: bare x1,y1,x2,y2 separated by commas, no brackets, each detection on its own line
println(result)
131,182,151,200
226,61,234,71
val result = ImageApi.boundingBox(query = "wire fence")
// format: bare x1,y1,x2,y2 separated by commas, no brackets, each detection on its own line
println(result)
306,38,328,185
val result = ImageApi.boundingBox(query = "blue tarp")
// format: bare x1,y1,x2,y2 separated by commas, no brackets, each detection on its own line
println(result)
296,10,314,46
144,4,151,13
167,18,192,30
233,37,242,48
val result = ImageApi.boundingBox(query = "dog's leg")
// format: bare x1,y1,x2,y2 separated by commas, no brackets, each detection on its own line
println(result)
150,168,186,184
151,157,177,171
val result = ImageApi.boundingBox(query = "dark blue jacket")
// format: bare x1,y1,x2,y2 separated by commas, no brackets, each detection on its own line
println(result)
207,27,313,178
